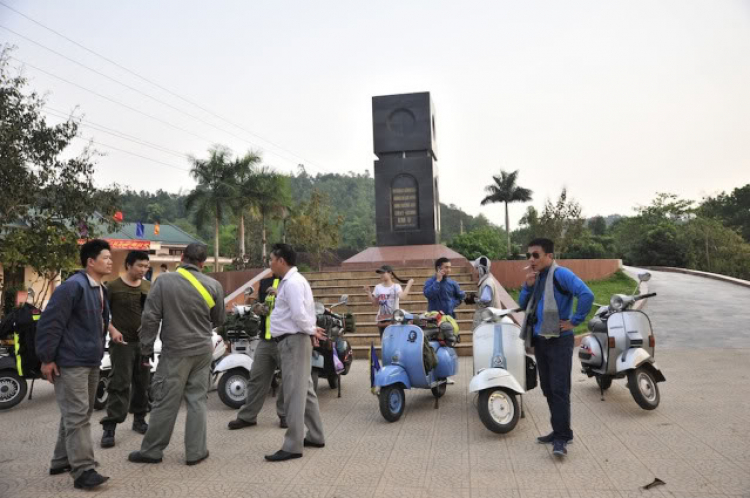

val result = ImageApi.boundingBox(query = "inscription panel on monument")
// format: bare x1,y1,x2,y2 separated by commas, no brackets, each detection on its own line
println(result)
391,175,419,230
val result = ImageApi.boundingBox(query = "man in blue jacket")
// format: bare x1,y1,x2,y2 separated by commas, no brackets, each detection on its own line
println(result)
423,257,466,318
518,238,594,458
36,239,113,490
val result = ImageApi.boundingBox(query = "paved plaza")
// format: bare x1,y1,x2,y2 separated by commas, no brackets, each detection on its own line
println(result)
1,270,749,498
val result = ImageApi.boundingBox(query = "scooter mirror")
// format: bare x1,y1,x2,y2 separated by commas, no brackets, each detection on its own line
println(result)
314,302,326,315
340,294,349,305
244,286,255,296
638,272,652,282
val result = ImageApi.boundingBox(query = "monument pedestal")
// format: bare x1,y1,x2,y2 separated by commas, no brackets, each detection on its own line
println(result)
341,244,468,270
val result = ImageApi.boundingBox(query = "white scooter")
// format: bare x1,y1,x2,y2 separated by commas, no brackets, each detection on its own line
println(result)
95,334,162,410
469,307,537,434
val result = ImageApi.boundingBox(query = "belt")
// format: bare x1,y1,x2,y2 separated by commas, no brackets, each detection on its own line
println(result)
273,333,298,343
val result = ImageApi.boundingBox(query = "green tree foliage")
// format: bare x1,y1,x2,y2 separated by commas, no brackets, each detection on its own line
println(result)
480,169,533,254
0,47,119,304
287,190,343,271
588,216,607,236
699,185,750,242
447,226,509,260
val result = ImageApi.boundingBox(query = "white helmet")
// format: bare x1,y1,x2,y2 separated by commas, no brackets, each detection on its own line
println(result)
472,255,491,278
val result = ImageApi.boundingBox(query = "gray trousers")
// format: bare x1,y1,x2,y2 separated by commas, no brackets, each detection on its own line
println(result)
139,352,212,461
278,334,324,454
51,366,99,480
237,339,284,423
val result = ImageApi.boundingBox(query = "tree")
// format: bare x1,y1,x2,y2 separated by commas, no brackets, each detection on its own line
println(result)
0,46,118,305
249,167,291,264
588,216,607,236
528,188,586,256
185,146,238,272
480,169,533,254
231,151,263,259
699,184,750,243
447,226,509,261
287,190,343,271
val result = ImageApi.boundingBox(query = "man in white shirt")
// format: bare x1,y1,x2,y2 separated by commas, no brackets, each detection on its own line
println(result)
265,244,327,462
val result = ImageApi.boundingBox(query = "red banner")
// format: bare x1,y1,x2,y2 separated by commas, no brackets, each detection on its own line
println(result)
77,239,150,250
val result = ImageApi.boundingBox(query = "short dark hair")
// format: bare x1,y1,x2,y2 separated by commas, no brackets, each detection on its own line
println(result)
270,243,296,267
434,257,450,270
80,239,111,268
160,264,168,270
125,250,150,268
528,238,554,254
183,243,208,265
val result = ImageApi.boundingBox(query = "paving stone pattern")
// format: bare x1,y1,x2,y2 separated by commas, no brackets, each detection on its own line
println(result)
1,348,748,498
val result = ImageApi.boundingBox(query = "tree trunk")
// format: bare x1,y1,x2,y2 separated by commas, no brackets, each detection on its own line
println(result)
238,212,246,259
214,216,221,272
261,211,267,265
505,201,511,255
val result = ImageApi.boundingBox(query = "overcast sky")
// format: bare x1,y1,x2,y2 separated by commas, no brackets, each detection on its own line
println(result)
2,0,748,228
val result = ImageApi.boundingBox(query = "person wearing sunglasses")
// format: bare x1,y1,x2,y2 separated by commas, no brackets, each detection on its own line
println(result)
518,238,594,458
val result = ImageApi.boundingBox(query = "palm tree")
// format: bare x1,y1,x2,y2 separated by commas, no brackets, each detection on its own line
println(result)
185,146,238,272
232,151,263,260
251,167,291,263
480,169,533,254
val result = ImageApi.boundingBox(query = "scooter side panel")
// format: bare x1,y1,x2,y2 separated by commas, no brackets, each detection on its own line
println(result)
214,353,253,373
468,367,524,394
472,323,495,375
434,344,458,378
501,322,526,389
374,364,411,389
381,324,427,387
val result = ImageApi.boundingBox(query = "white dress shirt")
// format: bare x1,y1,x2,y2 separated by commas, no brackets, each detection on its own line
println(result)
269,267,317,337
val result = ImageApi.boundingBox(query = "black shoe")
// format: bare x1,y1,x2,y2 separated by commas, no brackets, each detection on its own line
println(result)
537,433,573,445
132,416,148,435
264,450,302,462
303,439,325,448
73,469,109,490
186,451,209,466
279,417,288,429
552,440,568,457
227,418,257,430
128,451,162,464
101,429,115,448
49,464,71,475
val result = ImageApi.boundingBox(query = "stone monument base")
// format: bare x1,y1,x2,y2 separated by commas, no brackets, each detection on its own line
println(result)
341,244,468,270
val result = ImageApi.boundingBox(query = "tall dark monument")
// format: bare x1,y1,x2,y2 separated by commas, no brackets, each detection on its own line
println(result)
373,92,440,246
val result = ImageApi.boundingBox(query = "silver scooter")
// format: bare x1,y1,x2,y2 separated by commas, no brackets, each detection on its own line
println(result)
578,272,665,410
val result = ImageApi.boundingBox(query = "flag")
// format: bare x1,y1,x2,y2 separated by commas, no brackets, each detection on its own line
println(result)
370,342,381,394
154,223,160,236
135,222,144,238
113,211,123,222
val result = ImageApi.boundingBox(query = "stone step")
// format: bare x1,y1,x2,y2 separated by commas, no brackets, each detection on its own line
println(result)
302,267,472,280
343,317,475,335
324,300,474,311
344,308,476,322
309,280,474,295
351,342,473,359
307,274,473,288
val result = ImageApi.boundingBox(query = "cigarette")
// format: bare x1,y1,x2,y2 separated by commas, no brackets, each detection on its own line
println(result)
523,266,531,270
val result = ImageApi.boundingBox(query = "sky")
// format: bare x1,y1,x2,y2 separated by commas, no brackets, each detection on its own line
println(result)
2,0,748,229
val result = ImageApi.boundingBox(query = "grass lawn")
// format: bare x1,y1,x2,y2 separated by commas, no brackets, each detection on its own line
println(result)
505,270,638,334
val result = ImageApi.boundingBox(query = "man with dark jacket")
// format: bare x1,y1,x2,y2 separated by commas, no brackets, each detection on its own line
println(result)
228,273,286,430
424,257,466,318
128,243,225,466
35,239,113,490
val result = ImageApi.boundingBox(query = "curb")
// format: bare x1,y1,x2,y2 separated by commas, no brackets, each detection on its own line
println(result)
643,266,750,290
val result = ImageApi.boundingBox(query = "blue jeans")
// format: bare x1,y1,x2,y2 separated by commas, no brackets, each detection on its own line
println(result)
534,334,574,442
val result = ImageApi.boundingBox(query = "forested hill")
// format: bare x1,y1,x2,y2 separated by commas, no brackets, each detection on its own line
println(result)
117,169,497,257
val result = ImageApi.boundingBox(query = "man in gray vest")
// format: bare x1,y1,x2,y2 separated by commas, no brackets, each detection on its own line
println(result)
469,255,504,329
518,238,593,458
264,243,326,462
128,243,225,466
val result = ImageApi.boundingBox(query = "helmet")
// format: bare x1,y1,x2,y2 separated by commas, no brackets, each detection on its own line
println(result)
471,255,491,278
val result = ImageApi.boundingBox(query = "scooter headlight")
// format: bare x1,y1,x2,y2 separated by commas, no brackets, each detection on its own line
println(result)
609,294,625,311
480,308,494,322
393,309,406,323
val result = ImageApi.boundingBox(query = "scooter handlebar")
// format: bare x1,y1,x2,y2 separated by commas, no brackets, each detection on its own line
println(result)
634,292,657,301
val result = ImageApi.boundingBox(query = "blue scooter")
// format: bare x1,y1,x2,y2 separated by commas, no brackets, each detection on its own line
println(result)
374,309,459,422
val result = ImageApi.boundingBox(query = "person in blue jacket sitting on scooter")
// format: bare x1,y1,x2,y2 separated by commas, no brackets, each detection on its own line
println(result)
423,257,466,319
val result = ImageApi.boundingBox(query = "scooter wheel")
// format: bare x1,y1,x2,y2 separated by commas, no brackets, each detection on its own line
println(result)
0,369,28,410
478,388,519,434
379,386,405,422
218,368,250,409
627,366,660,410
94,371,110,410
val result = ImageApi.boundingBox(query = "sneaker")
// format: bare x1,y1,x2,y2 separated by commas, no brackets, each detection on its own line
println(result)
537,432,573,445
73,469,109,489
132,416,148,435
101,428,115,448
228,418,257,430
552,440,568,457
446,378,456,385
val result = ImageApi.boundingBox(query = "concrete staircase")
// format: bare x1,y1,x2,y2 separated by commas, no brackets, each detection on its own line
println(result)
302,266,477,359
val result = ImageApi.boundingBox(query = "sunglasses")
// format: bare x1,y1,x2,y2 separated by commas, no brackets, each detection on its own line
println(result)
525,252,542,260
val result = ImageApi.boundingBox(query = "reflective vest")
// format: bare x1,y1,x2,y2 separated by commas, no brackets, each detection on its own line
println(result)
177,268,215,309
14,313,40,376
264,279,280,340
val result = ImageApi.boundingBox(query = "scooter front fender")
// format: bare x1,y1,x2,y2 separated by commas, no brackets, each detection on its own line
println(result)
616,348,652,375
214,353,253,374
374,365,411,390
469,368,524,394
